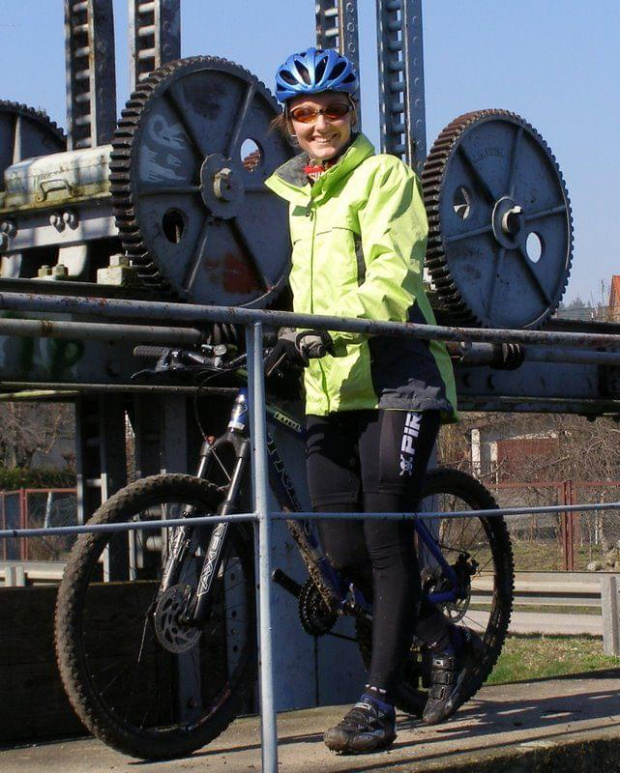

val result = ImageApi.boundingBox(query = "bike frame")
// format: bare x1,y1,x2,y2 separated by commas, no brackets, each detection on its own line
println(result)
160,385,463,626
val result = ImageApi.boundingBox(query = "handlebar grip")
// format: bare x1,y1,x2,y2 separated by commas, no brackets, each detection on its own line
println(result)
301,336,327,359
133,345,169,360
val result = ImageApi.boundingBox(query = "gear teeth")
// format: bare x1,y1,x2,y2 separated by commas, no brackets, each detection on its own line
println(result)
298,579,337,636
110,55,283,302
422,109,573,330
0,100,66,145
0,100,66,182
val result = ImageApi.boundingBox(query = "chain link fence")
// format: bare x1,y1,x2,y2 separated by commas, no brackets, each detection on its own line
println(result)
0,489,78,562
2,481,620,572
489,480,620,571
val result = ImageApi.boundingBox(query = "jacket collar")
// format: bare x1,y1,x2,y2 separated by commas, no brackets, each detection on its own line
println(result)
265,133,375,203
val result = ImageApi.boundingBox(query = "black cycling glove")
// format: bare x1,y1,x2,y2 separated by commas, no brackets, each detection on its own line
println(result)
264,328,333,377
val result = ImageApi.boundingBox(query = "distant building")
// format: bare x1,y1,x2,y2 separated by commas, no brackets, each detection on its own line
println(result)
471,417,558,482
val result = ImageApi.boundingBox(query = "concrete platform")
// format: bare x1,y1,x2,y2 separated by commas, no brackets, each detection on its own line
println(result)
2,671,620,773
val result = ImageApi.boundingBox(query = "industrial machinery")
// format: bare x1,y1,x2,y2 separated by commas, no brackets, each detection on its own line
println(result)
0,0,618,503
1,0,620,739
0,0,615,508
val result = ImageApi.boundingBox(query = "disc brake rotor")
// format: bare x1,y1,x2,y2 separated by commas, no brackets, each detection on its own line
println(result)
153,584,202,654
110,56,293,306
422,109,573,329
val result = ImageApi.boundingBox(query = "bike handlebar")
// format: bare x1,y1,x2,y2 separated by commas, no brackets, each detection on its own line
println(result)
133,343,247,373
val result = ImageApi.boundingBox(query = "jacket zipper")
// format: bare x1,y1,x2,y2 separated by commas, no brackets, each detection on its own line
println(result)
308,199,331,414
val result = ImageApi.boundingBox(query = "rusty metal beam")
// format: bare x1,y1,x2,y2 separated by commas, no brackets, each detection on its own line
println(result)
315,0,362,126
129,0,181,89
64,0,117,149
2,292,620,351
376,0,426,171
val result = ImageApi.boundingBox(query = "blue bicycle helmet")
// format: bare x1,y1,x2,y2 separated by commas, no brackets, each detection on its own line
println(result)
275,47,359,103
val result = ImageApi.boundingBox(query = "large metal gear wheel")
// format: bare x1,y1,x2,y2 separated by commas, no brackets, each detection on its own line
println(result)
110,56,294,306
422,110,573,329
0,100,66,182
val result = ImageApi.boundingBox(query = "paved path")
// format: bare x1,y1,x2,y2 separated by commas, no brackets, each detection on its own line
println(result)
468,610,603,636
2,672,620,773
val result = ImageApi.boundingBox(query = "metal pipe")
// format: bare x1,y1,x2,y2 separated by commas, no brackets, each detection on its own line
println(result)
0,510,258,540
3,292,620,351
0,316,203,344
248,322,278,773
0,383,239,397
522,348,620,366
451,341,620,367
4,497,620,541
271,499,620,520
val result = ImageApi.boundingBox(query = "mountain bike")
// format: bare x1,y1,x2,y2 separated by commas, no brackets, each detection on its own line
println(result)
54,343,514,760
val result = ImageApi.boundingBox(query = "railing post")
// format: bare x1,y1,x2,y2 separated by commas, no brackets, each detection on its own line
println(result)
246,322,278,773
0,492,4,560
20,489,28,562
561,479,576,571
601,574,620,656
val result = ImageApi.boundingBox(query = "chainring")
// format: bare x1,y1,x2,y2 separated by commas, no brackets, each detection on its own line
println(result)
298,579,338,637
153,584,202,653
110,56,294,306
422,109,573,329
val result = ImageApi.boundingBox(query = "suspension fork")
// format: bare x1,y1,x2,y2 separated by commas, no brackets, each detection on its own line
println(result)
158,425,250,600
188,433,251,624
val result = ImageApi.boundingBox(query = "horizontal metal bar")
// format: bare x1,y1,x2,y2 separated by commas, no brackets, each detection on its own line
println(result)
0,317,204,344
454,342,620,367
523,347,620,366
273,498,620,521
0,382,239,397
6,495,620,542
0,510,259,540
3,292,620,351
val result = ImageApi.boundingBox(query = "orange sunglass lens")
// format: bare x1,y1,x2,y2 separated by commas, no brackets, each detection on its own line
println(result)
290,104,351,123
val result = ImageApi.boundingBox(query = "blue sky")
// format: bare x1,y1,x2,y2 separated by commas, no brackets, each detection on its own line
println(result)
0,0,618,306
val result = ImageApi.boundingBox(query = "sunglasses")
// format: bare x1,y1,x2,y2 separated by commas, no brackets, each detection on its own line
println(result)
289,103,353,124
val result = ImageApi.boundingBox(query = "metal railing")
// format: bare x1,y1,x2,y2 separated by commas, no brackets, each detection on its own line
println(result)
2,296,620,770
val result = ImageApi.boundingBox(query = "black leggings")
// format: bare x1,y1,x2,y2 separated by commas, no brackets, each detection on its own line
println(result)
306,409,449,695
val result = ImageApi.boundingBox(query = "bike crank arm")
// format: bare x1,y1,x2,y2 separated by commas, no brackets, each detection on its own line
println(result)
272,568,303,598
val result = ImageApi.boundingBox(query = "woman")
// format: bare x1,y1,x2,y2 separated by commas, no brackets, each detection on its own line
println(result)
265,48,467,755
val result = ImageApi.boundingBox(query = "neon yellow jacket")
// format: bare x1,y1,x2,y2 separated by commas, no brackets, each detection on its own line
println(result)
265,133,457,419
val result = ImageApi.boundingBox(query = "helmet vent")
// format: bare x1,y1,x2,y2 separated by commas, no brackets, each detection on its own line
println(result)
297,62,311,85
279,70,297,86
330,61,346,80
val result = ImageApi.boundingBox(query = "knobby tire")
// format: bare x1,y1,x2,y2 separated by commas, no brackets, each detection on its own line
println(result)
357,467,514,716
55,474,256,760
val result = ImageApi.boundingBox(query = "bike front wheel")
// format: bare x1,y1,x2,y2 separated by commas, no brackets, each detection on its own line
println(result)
55,474,256,760
357,467,514,716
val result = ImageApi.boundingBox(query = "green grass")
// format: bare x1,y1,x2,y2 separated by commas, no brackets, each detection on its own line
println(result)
487,633,620,684
509,541,607,572
470,603,601,615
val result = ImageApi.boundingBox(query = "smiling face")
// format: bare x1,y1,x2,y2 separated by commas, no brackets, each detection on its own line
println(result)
289,92,354,162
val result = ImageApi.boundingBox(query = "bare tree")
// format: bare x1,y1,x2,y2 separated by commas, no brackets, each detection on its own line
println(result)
0,402,75,469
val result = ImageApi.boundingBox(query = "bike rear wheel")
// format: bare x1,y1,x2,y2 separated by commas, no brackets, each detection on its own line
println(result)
55,474,255,760
357,467,514,716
